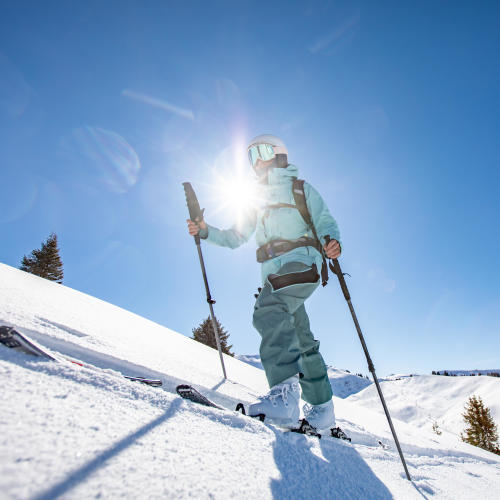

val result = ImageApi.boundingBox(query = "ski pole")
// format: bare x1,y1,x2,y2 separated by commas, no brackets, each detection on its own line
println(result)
326,237,411,481
183,182,227,380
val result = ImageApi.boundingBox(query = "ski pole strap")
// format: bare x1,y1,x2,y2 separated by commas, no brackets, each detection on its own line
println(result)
323,235,348,299
256,237,322,263
330,259,350,302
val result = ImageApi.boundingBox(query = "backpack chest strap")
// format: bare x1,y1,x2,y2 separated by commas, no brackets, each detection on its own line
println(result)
262,203,297,210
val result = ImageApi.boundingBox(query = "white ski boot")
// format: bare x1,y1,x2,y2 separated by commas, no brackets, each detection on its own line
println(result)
302,399,335,431
248,375,300,426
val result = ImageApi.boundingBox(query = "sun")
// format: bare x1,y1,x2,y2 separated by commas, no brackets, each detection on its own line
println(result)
207,140,265,223
208,166,263,226
219,176,258,210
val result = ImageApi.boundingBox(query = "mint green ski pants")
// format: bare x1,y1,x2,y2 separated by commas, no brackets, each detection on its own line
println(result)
252,262,333,405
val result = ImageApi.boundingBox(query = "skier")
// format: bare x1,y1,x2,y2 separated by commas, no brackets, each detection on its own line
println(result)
186,134,341,431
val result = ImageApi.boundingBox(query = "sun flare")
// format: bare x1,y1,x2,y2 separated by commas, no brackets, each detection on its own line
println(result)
207,140,265,224
218,176,259,211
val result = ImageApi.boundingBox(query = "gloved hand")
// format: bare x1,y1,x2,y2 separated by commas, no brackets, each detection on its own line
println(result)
186,216,207,236
323,239,341,259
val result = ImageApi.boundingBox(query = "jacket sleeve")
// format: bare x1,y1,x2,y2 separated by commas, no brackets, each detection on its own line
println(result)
304,182,342,250
199,209,257,249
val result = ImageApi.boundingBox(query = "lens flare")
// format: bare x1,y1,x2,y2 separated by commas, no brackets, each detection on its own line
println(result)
59,127,141,194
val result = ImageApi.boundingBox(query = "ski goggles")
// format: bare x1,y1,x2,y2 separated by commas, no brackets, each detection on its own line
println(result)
248,143,276,166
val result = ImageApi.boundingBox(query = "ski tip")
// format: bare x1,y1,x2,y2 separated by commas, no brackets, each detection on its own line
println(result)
176,384,191,396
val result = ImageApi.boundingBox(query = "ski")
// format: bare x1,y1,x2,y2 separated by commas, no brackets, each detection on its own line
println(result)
176,384,223,409
0,325,56,360
175,384,352,440
0,325,162,387
124,376,163,387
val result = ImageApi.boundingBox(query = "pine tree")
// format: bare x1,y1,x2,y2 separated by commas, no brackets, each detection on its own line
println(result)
192,316,234,356
461,395,500,455
20,233,64,283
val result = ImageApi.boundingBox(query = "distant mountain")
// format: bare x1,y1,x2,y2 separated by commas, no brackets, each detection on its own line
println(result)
434,369,500,377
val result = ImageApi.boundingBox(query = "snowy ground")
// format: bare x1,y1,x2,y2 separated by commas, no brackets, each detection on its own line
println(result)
1,262,500,499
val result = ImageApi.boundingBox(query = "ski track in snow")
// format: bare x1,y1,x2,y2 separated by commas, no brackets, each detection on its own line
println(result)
1,262,500,499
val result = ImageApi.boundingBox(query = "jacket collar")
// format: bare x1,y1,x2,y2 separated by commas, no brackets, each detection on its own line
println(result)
266,164,299,185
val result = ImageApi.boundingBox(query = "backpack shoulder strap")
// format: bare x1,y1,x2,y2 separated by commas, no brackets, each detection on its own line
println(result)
292,179,329,286
292,179,313,228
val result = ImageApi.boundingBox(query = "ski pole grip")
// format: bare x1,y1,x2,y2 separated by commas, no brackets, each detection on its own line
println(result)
183,182,203,221
325,236,351,302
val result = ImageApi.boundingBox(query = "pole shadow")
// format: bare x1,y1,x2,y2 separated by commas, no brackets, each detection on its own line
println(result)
30,398,182,500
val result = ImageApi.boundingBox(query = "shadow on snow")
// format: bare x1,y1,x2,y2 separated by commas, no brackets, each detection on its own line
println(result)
270,429,393,500
30,399,183,500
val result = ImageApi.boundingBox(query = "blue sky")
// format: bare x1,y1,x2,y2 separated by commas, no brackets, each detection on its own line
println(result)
1,1,499,376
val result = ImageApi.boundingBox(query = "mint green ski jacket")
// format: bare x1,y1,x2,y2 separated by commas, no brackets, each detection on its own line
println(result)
200,164,341,284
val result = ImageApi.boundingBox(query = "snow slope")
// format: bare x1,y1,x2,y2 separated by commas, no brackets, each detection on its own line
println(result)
326,367,372,398
348,373,500,437
1,263,500,499
0,263,268,405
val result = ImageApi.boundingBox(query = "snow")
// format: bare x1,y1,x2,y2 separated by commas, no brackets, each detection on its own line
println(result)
236,353,264,370
1,262,500,499
326,367,372,398
349,372,500,437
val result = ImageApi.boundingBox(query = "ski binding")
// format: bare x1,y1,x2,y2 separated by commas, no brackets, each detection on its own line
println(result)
331,426,351,442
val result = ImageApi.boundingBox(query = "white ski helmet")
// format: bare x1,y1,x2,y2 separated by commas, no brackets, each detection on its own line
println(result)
247,134,288,154
247,134,288,168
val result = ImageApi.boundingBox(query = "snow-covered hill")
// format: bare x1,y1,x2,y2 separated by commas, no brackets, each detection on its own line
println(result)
326,367,372,398
1,262,500,499
235,353,264,370
348,373,500,437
